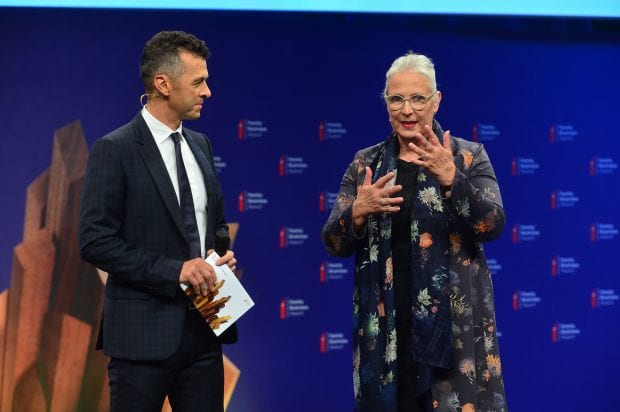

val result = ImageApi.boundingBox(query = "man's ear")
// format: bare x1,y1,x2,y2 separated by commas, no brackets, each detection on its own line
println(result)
153,73,171,97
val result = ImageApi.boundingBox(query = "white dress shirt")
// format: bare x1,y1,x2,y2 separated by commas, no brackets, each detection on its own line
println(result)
141,107,208,258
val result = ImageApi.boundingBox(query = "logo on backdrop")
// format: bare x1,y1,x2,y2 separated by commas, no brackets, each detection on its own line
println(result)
318,191,339,212
237,191,269,212
551,256,580,276
589,223,619,241
237,118,268,140
551,322,581,342
511,157,541,176
550,190,580,209
279,297,310,319
512,290,542,310
278,155,309,176
318,120,347,141
589,157,618,176
320,332,350,353
590,288,619,308
279,227,309,248
549,123,578,143
213,155,227,174
471,123,500,142
487,258,502,276
319,261,349,283
512,224,541,243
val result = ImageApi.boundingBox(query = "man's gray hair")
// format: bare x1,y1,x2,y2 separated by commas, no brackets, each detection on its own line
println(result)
383,52,437,96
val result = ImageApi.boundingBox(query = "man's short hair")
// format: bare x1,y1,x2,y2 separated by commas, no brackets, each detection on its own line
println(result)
140,30,210,92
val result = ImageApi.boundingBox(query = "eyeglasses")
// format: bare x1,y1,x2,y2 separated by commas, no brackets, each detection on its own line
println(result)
385,91,437,111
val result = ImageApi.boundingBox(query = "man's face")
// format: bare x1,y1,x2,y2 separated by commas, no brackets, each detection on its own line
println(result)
167,51,211,121
386,70,441,139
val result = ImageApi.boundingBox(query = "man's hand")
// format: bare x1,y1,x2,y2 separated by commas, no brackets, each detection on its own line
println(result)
179,258,218,296
208,249,237,272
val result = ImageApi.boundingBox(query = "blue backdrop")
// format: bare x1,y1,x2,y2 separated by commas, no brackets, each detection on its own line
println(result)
1,7,618,411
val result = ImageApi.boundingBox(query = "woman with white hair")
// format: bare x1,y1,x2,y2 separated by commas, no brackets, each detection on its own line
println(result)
322,52,508,412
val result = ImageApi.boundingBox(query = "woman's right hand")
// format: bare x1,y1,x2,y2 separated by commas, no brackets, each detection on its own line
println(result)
352,166,403,229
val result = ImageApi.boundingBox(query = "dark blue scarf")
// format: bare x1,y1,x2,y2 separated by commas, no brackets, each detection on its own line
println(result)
354,129,453,409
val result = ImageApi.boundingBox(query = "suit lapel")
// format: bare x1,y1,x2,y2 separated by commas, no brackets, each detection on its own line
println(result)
132,114,186,240
184,131,219,249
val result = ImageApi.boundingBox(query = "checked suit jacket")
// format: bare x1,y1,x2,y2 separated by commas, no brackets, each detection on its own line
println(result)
79,113,237,361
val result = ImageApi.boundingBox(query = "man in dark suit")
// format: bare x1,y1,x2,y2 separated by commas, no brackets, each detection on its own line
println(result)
79,31,236,411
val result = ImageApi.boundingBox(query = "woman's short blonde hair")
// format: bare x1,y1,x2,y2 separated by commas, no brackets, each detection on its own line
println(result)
383,52,437,96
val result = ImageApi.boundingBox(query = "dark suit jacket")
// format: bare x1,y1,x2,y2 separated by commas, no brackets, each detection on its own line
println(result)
79,113,236,361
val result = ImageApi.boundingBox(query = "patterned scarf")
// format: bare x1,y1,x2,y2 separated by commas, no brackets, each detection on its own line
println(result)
354,129,452,409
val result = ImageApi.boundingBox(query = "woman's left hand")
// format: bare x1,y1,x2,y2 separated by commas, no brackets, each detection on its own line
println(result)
408,125,456,186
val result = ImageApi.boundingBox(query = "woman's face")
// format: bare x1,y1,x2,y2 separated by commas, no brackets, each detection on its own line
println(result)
386,70,441,139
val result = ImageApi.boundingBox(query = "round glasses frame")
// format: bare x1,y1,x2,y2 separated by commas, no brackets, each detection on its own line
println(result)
385,91,437,111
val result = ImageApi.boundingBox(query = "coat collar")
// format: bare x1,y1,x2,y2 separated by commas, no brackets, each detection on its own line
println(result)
132,113,187,242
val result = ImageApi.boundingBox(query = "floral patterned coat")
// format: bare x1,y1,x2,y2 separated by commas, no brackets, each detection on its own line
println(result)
321,121,508,412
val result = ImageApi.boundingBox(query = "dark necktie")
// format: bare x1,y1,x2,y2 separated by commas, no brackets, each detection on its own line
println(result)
172,132,201,258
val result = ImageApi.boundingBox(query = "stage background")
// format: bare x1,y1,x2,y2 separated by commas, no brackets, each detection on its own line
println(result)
0,6,618,411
